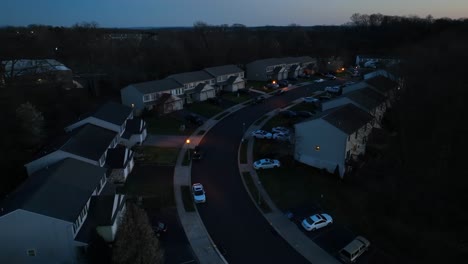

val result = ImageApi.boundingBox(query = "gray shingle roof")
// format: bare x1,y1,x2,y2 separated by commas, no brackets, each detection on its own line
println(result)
247,58,284,67
128,78,183,94
168,70,214,84
92,101,132,126
204,64,243,77
365,75,398,94
61,124,117,161
0,158,106,222
345,87,386,111
322,104,374,135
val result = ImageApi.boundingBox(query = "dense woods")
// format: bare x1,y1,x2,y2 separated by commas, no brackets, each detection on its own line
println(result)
1,13,468,263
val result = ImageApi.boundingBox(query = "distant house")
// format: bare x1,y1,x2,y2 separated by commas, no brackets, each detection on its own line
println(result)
365,74,400,104
204,64,245,92
167,70,216,104
65,101,147,147
294,104,374,177
355,55,400,68
246,58,286,82
0,158,125,264
246,56,317,81
2,59,73,89
184,83,216,103
25,124,135,183
322,87,387,124
120,78,184,115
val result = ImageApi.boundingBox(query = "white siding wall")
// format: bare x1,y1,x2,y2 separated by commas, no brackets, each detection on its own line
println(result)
294,119,347,176
0,210,78,264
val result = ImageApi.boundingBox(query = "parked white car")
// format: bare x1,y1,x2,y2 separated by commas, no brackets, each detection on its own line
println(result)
251,130,273,139
314,78,325,83
253,159,281,170
192,183,206,203
324,86,341,94
303,97,320,103
272,132,290,141
301,213,333,231
271,126,290,134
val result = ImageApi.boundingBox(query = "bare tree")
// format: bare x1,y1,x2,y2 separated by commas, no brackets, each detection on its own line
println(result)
112,203,164,264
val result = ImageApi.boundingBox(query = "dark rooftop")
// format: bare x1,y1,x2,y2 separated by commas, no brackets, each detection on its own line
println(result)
323,104,374,135
128,78,183,94
0,158,106,222
168,70,214,84
365,75,398,94
92,101,132,126
345,87,387,111
204,64,243,77
122,118,144,140
61,124,117,161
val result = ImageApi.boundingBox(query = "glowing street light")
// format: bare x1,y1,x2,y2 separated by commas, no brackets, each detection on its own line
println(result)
186,139,191,160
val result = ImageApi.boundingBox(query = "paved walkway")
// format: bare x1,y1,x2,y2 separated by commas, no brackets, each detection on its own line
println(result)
172,85,340,264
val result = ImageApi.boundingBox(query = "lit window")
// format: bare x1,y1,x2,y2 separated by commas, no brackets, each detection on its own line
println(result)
27,249,36,256
315,146,320,151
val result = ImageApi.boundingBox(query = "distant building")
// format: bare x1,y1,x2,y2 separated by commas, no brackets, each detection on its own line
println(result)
355,55,400,68
204,64,245,92
2,59,73,89
246,56,316,81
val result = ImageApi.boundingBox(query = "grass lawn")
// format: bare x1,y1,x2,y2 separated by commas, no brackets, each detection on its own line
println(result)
181,149,191,166
181,185,195,212
185,101,224,118
242,172,271,213
221,92,252,104
120,165,175,208
145,114,195,135
254,115,269,126
134,146,179,165
256,163,372,242
239,140,248,164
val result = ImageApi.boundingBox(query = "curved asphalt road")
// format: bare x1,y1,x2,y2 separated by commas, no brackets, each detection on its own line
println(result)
192,82,338,263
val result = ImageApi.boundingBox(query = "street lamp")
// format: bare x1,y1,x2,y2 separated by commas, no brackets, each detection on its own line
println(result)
186,139,191,160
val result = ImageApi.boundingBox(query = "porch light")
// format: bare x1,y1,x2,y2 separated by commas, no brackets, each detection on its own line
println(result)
131,103,135,108
272,80,276,84
315,146,320,151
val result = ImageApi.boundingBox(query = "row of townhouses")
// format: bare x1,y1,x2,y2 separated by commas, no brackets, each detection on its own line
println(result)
294,71,401,177
0,102,147,263
120,56,318,115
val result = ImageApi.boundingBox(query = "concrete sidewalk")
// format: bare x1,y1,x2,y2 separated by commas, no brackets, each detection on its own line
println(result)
238,106,341,264
173,84,339,264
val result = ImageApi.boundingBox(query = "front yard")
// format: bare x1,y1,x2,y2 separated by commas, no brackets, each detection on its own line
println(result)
145,113,195,135
184,101,224,118
133,146,179,165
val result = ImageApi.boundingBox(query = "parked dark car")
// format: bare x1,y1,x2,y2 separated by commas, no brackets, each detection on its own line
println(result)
277,80,289,87
279,110,297,118
253,96,266,104
153,221,167,237
296,111,314,118
185,113,204,126
192,146,203,160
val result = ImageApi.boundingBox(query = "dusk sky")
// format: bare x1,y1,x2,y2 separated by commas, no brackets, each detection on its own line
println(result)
2,0,467,27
